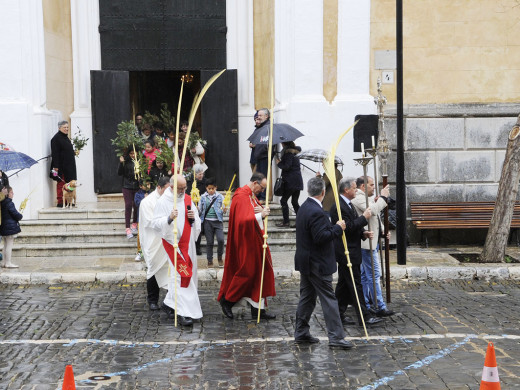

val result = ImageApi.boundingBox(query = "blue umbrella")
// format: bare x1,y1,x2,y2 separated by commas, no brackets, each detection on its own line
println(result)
0,150,38,172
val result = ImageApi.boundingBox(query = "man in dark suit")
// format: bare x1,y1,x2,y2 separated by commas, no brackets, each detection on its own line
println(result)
294,177,353,349
330,177,383,327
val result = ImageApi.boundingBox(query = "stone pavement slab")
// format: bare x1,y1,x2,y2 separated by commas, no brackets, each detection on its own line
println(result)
0,280,519,388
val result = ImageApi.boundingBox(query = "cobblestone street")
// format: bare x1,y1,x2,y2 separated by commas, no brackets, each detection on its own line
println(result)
0,280,519,389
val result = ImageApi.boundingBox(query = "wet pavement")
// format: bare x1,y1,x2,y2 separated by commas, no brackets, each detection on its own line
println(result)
0,279,519,389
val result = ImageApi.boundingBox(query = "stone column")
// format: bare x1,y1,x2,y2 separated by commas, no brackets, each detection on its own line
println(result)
69,0,101,202
227,0,257,184
334,0,375,175
336,0,372,100
0,1,54,217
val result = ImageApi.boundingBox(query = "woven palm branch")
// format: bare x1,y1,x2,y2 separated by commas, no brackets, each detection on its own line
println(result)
111,121,144,157
143,111,159,127
179,69,226,172
160,103,176,132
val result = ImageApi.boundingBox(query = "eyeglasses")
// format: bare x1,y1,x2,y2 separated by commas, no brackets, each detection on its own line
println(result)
256,182,266,190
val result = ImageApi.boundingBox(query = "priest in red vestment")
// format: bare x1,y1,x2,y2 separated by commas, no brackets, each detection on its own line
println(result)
218,172,277,320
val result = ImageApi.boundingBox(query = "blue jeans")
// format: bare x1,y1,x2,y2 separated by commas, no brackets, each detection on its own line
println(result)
360,245,386,311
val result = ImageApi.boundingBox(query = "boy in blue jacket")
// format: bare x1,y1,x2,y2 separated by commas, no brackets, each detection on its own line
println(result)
198,178,225,268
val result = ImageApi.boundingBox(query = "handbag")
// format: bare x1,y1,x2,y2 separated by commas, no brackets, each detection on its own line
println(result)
274,177,284,196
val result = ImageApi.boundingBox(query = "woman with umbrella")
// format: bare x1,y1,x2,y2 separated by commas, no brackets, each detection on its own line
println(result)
0,170,8,188
296,149,343,213
247,110,305,204
275,141,303,228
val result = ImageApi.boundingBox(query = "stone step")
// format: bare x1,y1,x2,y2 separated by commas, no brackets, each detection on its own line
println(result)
15,225,296,245
11,238,296,257
38,208,125,220
21,214,295,233
97,193,124,202
37,202,286,220
20,219,127,233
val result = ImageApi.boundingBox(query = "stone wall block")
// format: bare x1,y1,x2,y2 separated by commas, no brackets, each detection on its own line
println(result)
438,151,495,182
466,117,515,149
407,184,464,203
465,184,498,201
386,151,436,183
495,150,506,181
382,117,398,150
406,118,464,150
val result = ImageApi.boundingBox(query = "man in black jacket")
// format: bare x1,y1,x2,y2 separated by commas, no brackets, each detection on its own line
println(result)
250,108,275,203
330,177,383,327
50,121,77,207
294,177,352,349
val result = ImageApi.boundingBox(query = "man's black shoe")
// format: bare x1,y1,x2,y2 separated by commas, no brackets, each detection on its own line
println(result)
328,339,354,350
251,307,276,320
162,304,176,319
341,315,356,325
374,308,395,317
177,315,193,326
220,299,234,319
56,204,63,208
359,316,384,326
295,335,320,344
149,302,160,311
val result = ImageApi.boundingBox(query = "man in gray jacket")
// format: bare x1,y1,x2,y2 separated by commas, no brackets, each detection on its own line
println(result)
352,176,394,317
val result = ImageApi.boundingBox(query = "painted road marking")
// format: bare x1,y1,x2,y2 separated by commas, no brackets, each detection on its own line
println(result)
357,335,478,390
1,333,509,386
0,333,519,347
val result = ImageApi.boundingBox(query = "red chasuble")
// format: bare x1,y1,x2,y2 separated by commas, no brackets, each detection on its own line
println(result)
217,184,276,303
161,194,193,288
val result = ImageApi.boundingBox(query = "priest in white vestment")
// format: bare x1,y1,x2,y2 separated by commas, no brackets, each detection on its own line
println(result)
152,174,202,326
138,176,171,310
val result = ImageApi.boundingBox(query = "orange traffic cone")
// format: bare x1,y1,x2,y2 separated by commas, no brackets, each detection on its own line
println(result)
480,342,500,390
62,365,76,390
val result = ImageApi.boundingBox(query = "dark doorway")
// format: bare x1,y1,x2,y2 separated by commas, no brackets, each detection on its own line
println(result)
91,70,130,194
94,0,236,193
201,70,239,188
91,69,239,193
130,71,201,129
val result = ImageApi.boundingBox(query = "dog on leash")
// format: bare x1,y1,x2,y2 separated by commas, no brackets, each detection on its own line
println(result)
63,180,79,208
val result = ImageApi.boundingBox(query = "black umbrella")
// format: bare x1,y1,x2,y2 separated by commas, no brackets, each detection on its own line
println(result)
247,122,304,145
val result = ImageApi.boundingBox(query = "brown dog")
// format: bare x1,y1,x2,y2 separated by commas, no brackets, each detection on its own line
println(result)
63,180,78,208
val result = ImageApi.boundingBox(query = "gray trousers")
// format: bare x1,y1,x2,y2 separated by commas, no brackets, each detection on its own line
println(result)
295,261,345,342
203,219,224,261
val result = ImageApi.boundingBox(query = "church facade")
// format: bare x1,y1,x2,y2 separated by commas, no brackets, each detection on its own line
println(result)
2,0,520,244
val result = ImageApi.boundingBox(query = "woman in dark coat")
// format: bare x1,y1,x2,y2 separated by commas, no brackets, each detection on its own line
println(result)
118,149,139,239
276,141,303,227
0,171,8,188
50,120,77,207
0,186,22,268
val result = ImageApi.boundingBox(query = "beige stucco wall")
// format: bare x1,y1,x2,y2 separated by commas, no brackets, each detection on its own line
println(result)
370,0,520,105
253,0,275,110
323,0,338,103
42,0,74,119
